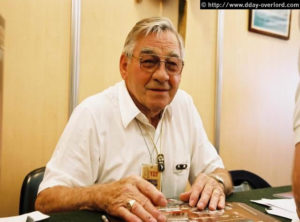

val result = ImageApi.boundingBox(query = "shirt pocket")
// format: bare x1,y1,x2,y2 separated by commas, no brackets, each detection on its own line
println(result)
173,162,189,175
173,157,190,177
171,158,190,195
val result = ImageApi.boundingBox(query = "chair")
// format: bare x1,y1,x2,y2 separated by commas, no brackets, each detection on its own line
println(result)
19,167,45,214
230,170,271,192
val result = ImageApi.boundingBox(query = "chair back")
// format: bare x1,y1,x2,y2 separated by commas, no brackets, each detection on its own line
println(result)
230,170,271,192
19,167,45,214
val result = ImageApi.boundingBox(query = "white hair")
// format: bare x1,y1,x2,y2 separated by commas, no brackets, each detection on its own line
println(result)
122,17,185,59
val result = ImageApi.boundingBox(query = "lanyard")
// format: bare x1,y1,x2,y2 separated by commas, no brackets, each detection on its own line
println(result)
135,118,165,172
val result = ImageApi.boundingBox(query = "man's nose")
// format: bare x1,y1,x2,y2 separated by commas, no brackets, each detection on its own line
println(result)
152,61,169,81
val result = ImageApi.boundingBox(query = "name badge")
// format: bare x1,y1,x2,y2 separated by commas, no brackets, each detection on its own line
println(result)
141,164,162,191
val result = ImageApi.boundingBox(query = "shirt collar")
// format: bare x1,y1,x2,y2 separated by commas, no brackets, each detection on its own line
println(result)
118,80,173,128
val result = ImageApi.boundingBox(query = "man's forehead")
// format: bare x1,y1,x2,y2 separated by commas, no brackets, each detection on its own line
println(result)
139,48,180,57
134,32,180,56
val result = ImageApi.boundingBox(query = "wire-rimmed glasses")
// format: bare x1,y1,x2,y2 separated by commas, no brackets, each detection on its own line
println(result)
131,54,184,76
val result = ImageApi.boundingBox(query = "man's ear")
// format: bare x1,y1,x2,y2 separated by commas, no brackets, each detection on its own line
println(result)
119,54,128,80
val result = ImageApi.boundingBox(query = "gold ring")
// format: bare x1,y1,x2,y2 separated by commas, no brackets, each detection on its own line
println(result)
126,199,136,211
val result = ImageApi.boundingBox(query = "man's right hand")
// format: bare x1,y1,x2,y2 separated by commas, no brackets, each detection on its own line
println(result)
35,175,167,222
92,175,167,222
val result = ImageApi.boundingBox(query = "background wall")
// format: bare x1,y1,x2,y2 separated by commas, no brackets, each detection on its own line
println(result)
0,0,71,216
220,10,300,186
0,14,4,178
0,0,299,217
181,1,217,142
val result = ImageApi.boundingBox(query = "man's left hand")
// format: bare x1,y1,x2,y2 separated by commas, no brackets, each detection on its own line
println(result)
179,173,226,210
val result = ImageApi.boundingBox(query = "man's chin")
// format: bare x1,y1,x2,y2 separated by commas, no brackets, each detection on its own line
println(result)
147,102,170,113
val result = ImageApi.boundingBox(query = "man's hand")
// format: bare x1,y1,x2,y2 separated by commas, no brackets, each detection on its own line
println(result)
179,173,225,210
92,175,167,222
179,169,232,211
36,175,167,222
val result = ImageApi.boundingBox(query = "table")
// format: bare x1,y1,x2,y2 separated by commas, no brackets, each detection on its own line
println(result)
226,185,291,222
47,185,292,222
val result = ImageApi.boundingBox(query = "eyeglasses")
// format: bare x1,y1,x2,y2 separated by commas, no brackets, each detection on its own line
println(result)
131,54,184,76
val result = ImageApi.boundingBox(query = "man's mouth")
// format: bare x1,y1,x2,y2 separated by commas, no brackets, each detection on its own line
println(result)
147,88,169,91
151,89,167,91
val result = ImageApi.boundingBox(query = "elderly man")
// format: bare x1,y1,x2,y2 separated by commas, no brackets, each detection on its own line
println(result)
35,17,233,222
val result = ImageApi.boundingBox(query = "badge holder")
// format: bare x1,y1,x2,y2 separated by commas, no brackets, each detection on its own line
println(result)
141,164,162,191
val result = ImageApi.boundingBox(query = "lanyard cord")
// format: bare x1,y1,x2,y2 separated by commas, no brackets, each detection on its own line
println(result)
135,118,163,163
136,120,153,163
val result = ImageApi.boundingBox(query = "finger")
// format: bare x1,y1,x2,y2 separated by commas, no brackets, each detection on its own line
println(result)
118,207,142,222
189,182,205,207
131,201,159,222
217,193,226,209
208,187,224,210
136,178,167,206
188,174,209,207
142,198,167,222
179,191,191,202
196,184,213,210
217,197,225,210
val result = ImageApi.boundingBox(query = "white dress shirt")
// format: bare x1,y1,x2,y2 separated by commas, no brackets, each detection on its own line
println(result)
39,80,224,198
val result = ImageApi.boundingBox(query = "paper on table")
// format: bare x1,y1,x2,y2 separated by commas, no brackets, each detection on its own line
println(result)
252,198,296,212
266,207,299,222
251,198,299,221
0,211,49,222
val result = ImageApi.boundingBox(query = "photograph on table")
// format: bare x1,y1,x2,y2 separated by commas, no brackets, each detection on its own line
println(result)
157,199,280,222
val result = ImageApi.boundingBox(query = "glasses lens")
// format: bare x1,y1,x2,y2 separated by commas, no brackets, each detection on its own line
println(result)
165,57,182,75
140,55,160,72
139,54,183,75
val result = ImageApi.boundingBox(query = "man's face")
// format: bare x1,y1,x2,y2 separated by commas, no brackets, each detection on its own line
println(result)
120,31,182,117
